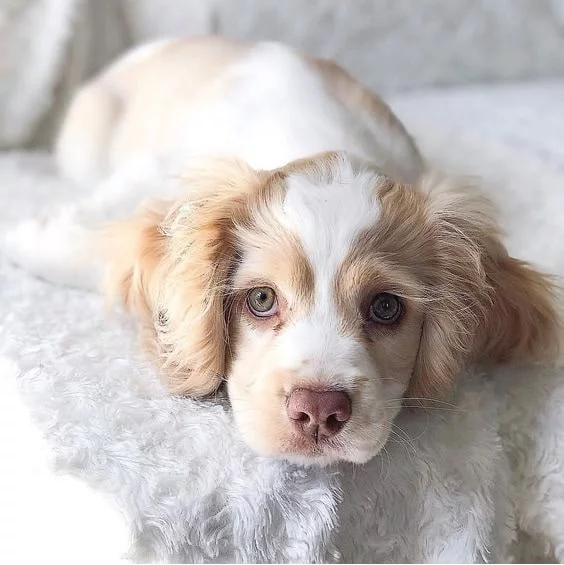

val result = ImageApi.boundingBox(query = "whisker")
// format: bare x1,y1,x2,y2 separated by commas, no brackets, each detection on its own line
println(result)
397,397,462,407
400,405,466,414
408,410,431,442
387,428,417,459
381,444,392,482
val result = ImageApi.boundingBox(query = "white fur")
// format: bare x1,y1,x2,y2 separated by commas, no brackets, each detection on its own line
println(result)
278,161,382,378
273,163,405,464
281,160,382,288
196,43,400,171
3,0,564,150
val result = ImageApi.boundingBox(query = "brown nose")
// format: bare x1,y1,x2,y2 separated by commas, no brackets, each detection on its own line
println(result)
286,388,352,441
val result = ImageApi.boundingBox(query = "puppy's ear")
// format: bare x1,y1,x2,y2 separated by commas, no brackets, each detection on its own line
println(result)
410,177,560,398
103,203,169,320
477,252,560,364
103,158,265,396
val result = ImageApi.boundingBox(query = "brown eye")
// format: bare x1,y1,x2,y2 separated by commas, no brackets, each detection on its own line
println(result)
369,293,402,324
247,287,278,317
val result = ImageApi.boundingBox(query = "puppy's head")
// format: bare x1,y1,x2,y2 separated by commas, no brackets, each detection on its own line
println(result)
104,152,560,465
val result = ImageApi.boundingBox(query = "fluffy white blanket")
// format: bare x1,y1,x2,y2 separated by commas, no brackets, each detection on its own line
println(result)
2,82,564,563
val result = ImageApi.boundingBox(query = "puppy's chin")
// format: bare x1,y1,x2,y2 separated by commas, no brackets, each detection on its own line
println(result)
234,414,393,467
276,444,385,467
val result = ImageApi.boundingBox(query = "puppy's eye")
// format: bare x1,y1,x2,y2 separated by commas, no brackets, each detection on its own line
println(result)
369,293,402,324
247,287,278,317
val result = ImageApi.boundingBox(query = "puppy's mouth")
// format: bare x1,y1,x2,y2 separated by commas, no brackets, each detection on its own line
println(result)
278,422,390,466
279,433,354,465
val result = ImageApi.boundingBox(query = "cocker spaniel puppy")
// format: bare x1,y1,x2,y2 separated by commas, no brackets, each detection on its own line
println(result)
39,38,564,464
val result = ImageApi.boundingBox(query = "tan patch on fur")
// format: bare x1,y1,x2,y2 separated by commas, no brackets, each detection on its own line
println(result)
336,175,562,399
233,168,316,319
102,203,170,318
232,236,314,313
272,151,344,184
103,158,266,396
417,175,560,395
110,37,251,95
331,173,561,400
101,37,252,164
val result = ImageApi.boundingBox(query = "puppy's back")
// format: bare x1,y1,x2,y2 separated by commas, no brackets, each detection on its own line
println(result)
55,36,423,186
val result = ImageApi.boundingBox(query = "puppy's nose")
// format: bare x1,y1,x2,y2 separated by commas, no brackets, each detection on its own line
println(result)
286,388,352,440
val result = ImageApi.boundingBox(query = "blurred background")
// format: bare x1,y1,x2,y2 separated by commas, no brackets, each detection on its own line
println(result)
1,0,564,149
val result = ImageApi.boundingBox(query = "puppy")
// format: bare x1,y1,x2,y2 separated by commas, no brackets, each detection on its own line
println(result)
38,37,564,464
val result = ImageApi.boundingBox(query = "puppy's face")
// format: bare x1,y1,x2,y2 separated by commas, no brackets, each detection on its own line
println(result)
105,152,559,465
226,159,424,464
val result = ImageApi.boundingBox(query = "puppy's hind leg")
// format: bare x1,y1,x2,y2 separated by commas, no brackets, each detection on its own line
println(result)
55,80,121,188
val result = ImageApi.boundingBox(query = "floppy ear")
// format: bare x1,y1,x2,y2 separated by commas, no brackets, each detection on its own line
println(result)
102,158,264,396
410,176,561,398
103,203,169,320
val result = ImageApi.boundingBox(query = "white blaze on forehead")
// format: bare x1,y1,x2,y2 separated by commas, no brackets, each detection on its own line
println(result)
281,160,381,288
275,157,382,375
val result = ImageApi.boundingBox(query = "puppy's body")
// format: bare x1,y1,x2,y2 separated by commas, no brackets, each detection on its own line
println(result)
56,36,423,187
7,37,559,466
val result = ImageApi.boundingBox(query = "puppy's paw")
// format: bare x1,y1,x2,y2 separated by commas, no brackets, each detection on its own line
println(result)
2,208,101,290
